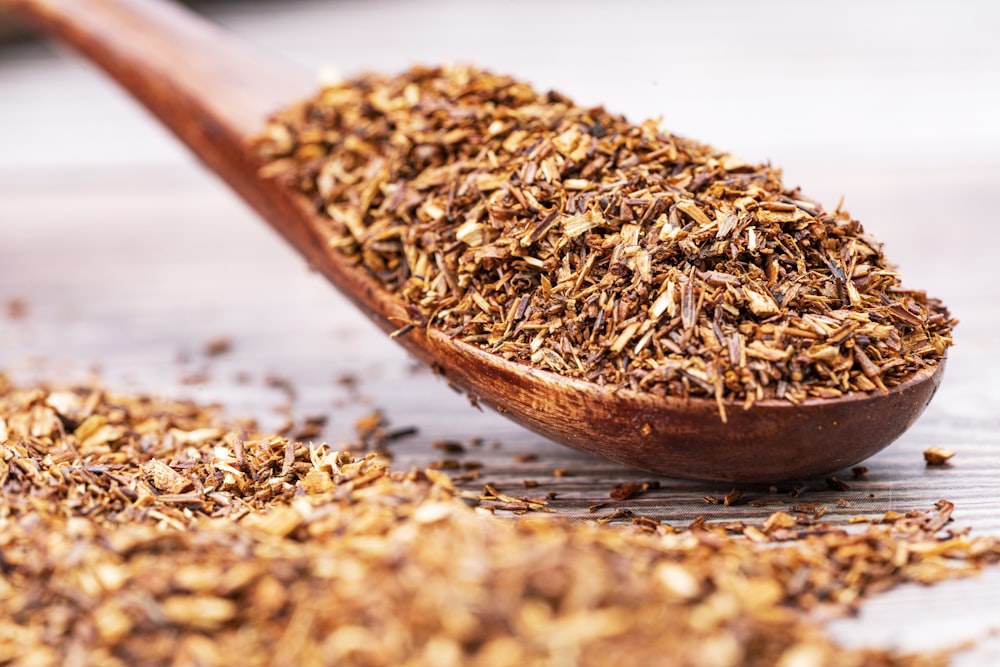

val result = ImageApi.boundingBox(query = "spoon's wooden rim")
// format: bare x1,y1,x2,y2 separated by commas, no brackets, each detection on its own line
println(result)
443,329,943,411
441,333,946,482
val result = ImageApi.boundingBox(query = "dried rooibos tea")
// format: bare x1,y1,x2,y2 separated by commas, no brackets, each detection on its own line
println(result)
255,65,955,418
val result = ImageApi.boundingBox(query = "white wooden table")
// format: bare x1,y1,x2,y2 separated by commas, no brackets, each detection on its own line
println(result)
2,1,999,663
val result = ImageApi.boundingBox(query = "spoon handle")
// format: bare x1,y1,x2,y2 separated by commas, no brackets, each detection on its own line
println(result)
6,0,311,137
6,0,339,287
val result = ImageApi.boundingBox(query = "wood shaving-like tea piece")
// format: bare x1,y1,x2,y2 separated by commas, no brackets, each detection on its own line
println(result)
5,297,27,319
203,337,232,357
924,446,956,466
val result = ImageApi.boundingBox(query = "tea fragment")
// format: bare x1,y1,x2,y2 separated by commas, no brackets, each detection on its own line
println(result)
5,297,26,319
607,479,659,501
724,486,745,506
203,337,232,357
924,446,956,466
826,476,851,491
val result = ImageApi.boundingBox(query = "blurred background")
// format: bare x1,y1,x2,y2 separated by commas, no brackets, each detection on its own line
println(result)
2,0,998,175
1,1,1000,661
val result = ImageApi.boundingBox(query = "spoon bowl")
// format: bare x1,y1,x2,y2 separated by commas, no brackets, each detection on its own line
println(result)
398,319,944,482
6,0,947,481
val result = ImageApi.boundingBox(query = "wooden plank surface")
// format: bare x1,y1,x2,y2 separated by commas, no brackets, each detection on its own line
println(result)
2,1,1000,662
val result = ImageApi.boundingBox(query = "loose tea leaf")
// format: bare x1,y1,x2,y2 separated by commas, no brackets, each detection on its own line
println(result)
5,297,27,319
203,337,232,357
1,374,996,666
924,446,956,465
255,65,955,414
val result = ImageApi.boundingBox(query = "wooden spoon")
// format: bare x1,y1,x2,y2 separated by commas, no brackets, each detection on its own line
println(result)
5,0,945,482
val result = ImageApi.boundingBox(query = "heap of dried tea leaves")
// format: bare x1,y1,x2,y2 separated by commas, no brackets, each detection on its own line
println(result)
2,373,998,666
255,65,955,410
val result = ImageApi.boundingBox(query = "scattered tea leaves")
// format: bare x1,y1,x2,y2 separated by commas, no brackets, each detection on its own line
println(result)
1,375,992,666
